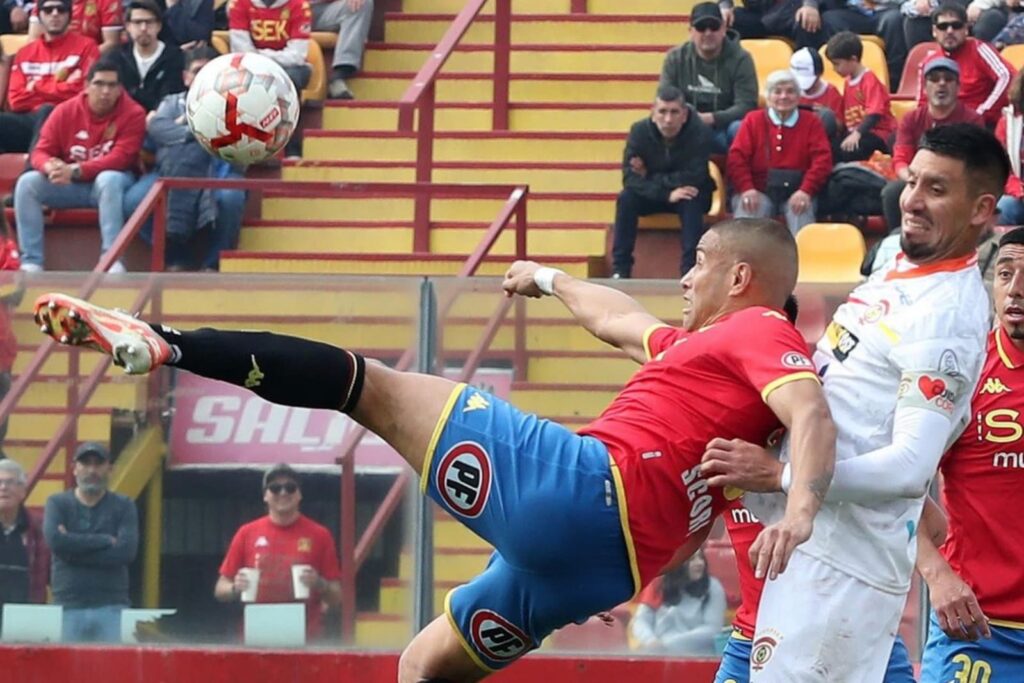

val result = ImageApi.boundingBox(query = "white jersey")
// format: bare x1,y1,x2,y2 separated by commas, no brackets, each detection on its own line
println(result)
750,253,989,593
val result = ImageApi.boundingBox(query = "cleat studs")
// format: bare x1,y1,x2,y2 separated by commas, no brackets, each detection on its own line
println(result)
68,310,79,320
59,335,69,344
40,325,49,333
47,300,57,310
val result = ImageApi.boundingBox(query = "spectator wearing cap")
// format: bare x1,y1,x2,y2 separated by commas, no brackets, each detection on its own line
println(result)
112,0,185,113
917,3,1015,128
724,0,827,51
43,442,138,643
995,70,1024,225
0,459,50,633
825,31,895,163
27,0,124,54
882,57,982,231
0,0,99,154
659,2,758,154
214,464,341,642
791,46,843,143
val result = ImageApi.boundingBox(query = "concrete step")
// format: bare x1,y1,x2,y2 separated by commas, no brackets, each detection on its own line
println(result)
526,352,637,384
398,548,491,582
510,383,619,417
362,44,668,75
354,612,411,647
400,0,699,12
218,252,598,277
349,73,657,103
16,377,142,409
378,579,460,617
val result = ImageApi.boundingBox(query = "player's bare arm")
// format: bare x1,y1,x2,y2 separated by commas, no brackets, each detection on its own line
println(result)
502,260,662,364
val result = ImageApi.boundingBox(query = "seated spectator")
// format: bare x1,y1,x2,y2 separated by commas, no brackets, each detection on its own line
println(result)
822,0,907,88
15,57,145,273
918,3,1015,128
163,0,215,49
124,46,246,271
728,69,833,234
0,0,98,154
309,0,371,100
229,0,312,92
27,0,123,54
611,85,713,279
825,31,895,162
1,0,31,34
0,459,50,632
725,0,828,50
113,0,185,113
791,46,843,142
996,70,1024,225
883,57,982,230
629,549,726,656
659,2,758,154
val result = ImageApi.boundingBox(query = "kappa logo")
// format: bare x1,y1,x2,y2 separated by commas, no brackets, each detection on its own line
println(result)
436,441,492,518
244,354,264,389
463,392,489,413
751,633,781,671
981,378,1012,395
781,351,813,369
470,610,530,661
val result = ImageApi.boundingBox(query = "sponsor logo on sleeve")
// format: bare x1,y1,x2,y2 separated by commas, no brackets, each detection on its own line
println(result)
751,631,782,671
436,441,492,518
781,352,813,369
939,349,961,377
826,322,859,362
859,299,890,325
470,610,531,661
900,371,961,416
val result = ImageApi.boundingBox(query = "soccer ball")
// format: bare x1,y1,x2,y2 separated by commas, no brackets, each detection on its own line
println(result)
186,52,300,165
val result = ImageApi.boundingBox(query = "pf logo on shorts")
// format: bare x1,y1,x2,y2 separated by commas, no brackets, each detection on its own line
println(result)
469,609,530,661
436,441,492,518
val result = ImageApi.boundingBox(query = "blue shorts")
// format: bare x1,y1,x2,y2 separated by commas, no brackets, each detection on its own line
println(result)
920,611,1024,683
714,631,914,683
422,384,639,673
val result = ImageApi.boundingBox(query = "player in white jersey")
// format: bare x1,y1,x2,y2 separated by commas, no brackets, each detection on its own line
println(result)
701,123,1009,683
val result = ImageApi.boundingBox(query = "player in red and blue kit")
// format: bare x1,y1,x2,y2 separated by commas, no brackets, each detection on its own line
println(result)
32,218,836,682
918,227,1024,683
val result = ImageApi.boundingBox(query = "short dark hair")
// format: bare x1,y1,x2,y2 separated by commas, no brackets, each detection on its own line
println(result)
185,45,220,71
126,0,162,22
825,31,862,61
919,123,1010,199
932,2,967,23
655,84,685,105
262,463,300,491
999,226,1024,249
87,56,121,82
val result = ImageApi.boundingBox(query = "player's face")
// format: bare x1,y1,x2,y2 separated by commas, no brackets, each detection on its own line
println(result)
933,13,968,51
651,98,687,139
680,232,733,331
126,9,161,48
86,70,122,116
899,150,986,264
993,244,1024,341
263,477,302,515
39,1,70,35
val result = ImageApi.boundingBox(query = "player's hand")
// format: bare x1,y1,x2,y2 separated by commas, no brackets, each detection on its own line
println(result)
796,5,821,32
749,513,812,580
928,567,991,641
669,186,699,203
629,155,647,178
501,260,545,299
739,189,762,214
701,438,784,492
788,190,812,216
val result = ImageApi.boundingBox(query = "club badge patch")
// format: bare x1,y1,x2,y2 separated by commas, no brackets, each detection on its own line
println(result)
436,441,492,518
470,609,530,661
751,634,779,671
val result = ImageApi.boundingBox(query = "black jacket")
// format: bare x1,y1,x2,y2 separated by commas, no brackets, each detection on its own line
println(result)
622,107,714,204
115,41,186,112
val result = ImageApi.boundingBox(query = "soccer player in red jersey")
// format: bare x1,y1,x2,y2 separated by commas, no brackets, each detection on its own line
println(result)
917,227,1024,683
33,217,835,682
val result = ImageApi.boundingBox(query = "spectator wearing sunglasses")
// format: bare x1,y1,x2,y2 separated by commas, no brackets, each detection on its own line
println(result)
659,2,758,154
916,3,1015,128
214,463,341,642
27,0,124,54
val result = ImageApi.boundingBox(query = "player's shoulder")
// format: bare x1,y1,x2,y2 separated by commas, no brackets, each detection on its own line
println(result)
729,305,794,329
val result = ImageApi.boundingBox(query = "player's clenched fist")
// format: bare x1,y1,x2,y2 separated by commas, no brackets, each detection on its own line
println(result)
502,260,545,298
749,513,813,581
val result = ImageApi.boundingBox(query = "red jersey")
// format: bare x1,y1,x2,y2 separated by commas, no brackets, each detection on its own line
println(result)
31,90,145,181
917,40,1014,127
800,82,843,124
6,32,99,114
893,102,983,176
727,109,834,198
31,0,123,44
219,514,341,638
939,328,1024,626
722,499,763,639
841,68,895,141
579,306,818,587
229,0,311,51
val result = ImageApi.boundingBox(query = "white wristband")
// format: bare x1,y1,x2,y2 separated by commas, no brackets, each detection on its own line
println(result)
533,267,565,296
780,463,793,494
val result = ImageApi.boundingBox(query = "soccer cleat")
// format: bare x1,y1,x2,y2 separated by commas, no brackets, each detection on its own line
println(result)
33,293,171,375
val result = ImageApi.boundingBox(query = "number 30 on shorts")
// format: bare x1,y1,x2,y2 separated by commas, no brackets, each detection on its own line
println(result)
952,654,992,683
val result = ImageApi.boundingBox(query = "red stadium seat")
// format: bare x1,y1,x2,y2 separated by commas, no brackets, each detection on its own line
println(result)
0,153,27,197
704,543,742,610
896,42,940,99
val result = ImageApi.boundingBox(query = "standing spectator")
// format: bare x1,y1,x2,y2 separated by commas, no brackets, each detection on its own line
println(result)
629,550,726,656
214,464,341,642
0,0,99,154
659,2,758,154
309,0,371,100
996,71,1024,224
113,0,185,113
791,45,843,142
883,57,982,230
918,4,1015,128
611,86,713,279
1,0,31,34
43,442,138,643
728,70,833,234
163,0,214,49
229,0,312,92
14,57,145,273
124,45,246,271
821,0,907,89
825,31,896,162
727,0,828,50
0,459,50,634
27,0,123,54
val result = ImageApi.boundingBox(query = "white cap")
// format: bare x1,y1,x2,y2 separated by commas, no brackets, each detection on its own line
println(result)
790,47,822,93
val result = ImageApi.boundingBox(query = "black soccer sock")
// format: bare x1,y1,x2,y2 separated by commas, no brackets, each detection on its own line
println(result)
150,324,365,413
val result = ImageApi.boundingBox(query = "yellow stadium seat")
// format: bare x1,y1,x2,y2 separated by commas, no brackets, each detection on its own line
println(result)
1002,44,1024,70
210,30,324,103
742,39,795,104
796,222,866,283
820,39,890,91
0,34,28,58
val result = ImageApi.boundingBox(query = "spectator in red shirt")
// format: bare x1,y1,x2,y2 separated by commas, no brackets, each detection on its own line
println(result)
882,58,983,231
995,71,1024,225
0,0,99,154
228,0,312,91
214,464,341,642
27,0,124,54
728,69,833,234
14,57,145,273
790,46,843,143
825,31,895,163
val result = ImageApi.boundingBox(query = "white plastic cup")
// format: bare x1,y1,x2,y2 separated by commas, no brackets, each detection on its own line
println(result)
292,564,313,600
239,567,260,603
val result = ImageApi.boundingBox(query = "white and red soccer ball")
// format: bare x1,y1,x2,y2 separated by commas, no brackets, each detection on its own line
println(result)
186,52,300,165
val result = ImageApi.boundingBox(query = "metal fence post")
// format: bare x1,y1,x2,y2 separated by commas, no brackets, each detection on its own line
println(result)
412,277,437,631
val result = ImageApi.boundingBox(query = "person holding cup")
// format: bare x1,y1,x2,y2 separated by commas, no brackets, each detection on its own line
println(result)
214,464,341,641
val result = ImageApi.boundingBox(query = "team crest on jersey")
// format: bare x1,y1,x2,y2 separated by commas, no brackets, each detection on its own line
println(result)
859,300,889,325
470,610,530,661
981,377,1012,394
781,352,813,369
436,441,492,518
826,322,859,362
297,537,311,552
751,631,781,671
